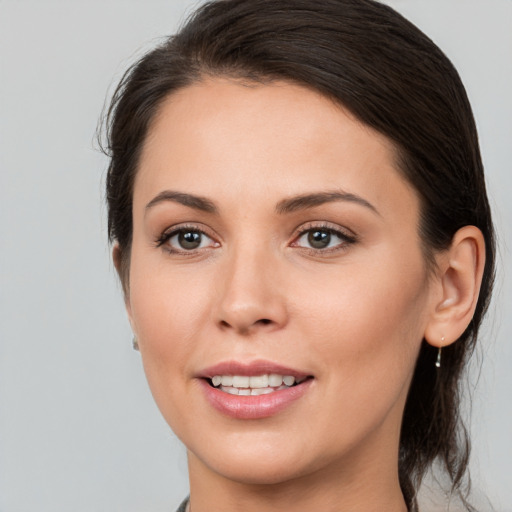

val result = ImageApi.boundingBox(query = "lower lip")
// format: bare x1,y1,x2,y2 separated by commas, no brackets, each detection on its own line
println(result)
199,378,313,420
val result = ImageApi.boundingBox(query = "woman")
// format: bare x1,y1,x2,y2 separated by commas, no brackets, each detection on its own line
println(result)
103,0,495,510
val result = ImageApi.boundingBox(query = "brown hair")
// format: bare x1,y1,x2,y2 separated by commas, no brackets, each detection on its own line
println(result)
102,1,495,509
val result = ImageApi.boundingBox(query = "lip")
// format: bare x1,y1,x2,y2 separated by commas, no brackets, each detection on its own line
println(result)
198,359,314,420
198,359,311,379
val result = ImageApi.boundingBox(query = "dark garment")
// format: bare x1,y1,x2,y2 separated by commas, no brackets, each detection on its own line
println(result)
176,496,189,512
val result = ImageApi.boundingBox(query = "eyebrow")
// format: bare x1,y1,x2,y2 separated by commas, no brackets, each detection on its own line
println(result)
145,189,379,216
145,190,218,214
276,190,379,215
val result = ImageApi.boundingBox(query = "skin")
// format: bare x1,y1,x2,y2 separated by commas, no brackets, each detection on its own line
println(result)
116,78,485,512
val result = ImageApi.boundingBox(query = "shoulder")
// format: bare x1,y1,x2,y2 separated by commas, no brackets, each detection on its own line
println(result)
175,496,189,512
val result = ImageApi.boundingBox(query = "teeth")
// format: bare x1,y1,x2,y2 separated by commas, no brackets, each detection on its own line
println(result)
249,375,269,388
211,373,305,394
283,375,295,386
232,376,250,388
268,374,283,386
221,375,233,386
251,387,274,396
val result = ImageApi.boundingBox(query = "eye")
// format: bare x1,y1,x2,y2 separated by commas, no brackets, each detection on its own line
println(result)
157,227,219,253
292,225,356,252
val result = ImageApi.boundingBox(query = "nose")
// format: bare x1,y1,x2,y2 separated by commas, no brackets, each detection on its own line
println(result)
214,244,288,335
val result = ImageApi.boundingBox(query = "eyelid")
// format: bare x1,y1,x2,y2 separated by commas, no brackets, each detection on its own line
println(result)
154,220,356,255
290,221,358,252
291,221,357,240
155,223,220,252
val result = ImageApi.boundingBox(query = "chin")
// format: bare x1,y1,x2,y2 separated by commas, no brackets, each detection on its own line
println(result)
186,429,333,486
204,454,312,486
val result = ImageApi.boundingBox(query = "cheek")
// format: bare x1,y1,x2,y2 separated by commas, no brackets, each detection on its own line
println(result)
272,255,429,462
127,253,215,406
131,274,207,345
293,250,429,396
127,234,430,459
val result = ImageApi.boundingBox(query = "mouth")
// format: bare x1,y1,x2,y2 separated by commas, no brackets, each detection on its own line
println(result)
198,360,314,419
206,373,312,396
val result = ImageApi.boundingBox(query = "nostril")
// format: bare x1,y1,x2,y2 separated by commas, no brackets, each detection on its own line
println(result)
217,316,278,332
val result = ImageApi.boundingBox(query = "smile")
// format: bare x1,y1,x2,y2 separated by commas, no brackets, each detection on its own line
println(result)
209,374,308,395
199,361,314,419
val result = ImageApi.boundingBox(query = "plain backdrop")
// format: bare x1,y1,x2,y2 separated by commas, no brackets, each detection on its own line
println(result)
1,1,511,511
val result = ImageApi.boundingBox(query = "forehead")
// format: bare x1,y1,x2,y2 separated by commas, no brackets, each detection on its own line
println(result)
135,78,417,220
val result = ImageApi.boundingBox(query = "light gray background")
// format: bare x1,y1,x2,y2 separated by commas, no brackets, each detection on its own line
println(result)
1,1,511,511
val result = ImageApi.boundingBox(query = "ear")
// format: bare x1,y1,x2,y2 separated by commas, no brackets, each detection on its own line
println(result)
424,226,486,348
112,244,135,330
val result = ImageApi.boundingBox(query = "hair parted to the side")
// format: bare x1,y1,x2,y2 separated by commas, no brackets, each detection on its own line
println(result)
102,1,496,510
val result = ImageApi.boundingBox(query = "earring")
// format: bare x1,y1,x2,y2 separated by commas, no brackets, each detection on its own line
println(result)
132,336,139,351
435,336,445,368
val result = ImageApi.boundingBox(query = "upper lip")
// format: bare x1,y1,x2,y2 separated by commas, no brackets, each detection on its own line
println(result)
198,360,312,379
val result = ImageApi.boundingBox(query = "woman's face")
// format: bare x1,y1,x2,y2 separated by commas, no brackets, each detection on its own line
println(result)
125,78,435,485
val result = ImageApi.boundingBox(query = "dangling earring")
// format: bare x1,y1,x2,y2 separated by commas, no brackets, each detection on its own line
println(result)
132,336,139,351
435,336,445,368
435,347,442,368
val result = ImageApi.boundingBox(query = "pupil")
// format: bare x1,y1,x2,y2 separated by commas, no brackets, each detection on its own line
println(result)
179,231,201,249
308,230,330,249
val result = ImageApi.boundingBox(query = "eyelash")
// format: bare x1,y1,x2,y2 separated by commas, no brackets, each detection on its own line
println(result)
291,222,358,254
155,222,357,255
155,224,218,254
